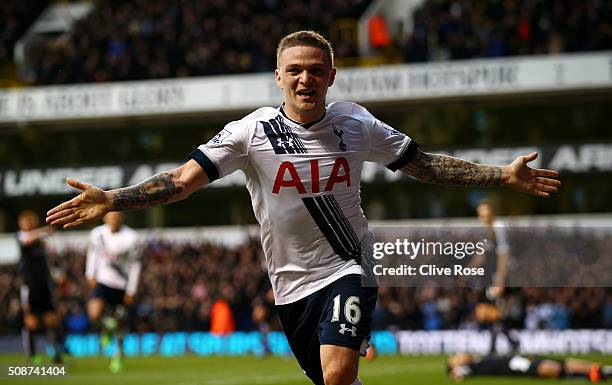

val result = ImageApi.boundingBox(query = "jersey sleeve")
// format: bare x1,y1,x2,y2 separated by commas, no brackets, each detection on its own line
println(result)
16,231,28,245
85,231,98,280
125,240,142,296
366,116,419,171
493,222,510,255
188,120,250,182
125,231,143,295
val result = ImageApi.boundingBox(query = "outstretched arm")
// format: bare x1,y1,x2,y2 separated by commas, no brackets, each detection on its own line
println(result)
401,150,561,197
18,226,55,246
46,159,208,229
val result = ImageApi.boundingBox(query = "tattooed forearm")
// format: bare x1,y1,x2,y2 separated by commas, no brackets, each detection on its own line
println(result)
110,173,184,211
401,151,502,187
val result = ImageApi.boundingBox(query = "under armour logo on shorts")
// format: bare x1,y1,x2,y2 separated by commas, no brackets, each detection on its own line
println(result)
339,323,357,337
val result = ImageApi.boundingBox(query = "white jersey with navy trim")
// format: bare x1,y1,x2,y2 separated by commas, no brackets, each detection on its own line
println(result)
190,101,418,305
86,224,142,295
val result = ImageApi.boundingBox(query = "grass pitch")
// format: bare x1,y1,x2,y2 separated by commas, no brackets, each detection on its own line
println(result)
1,353,610,385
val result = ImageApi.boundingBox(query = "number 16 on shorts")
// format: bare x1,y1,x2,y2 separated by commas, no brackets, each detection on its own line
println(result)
319,275,377,355
331,294,361,336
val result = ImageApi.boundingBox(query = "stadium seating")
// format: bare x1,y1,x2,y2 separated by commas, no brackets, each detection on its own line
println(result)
24,0,371,84
402,0,612,62
4,0,610,85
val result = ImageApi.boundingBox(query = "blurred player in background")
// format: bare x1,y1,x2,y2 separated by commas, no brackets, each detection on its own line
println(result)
47,31,560,385
16,210,65,364
447,352,611,383
251,288,276,357
472,199,520,354
86,212,141,373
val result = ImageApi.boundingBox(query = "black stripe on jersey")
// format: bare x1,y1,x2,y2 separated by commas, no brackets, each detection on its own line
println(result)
386,140,420,171
189,149,220,182
280,115,308,153
302,197,347,260
319,196,360,261
322,195,360,248
98,234,129,280
315,195,360,261
272,116,308,154
268,118,294,154
302,195,360,262
270,118,298,155
260,120,284,154
260,116,307,155
262,119,293,154
109,262,128,280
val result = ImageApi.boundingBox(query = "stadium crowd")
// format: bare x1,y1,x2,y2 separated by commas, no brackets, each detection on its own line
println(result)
3,0,609,84
0,236,610,335
402,0,612,62
24,0,370,84
0,0,48,64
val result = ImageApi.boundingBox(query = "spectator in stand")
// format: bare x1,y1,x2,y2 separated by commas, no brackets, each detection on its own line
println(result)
210,283,236,335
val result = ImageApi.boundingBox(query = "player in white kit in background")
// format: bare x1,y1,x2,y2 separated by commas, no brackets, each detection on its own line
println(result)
86,212,141,373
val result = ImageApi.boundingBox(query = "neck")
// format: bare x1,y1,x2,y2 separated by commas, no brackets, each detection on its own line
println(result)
282,104,325,124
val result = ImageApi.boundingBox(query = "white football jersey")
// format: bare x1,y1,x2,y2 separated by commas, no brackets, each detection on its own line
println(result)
86,224,142,295
191,101,418,304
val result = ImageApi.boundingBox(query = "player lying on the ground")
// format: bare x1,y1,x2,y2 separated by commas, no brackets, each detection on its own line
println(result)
447,352,611,382
46,31,560,385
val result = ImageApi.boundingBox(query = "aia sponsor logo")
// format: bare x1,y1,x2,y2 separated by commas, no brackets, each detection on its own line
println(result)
272,157,351,194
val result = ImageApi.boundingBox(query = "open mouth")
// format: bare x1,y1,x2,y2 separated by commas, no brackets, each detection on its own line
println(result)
297,89,316,98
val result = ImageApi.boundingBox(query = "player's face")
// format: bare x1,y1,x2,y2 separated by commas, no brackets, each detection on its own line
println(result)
104,212,123,232
477,204,494,225
18,215,38,231
275,46,336,123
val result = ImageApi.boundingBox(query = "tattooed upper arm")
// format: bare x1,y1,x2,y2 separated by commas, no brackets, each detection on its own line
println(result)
111,172,184,211
400,149,502,187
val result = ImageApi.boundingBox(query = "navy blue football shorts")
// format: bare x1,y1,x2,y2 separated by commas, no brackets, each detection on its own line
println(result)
21,284,54,314
91,283,126,308
276,274,378,385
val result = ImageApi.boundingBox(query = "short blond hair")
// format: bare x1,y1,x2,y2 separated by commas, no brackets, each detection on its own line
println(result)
276,30,334,68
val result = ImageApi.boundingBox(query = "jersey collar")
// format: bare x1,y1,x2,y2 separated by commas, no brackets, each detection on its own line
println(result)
279,104,326,129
